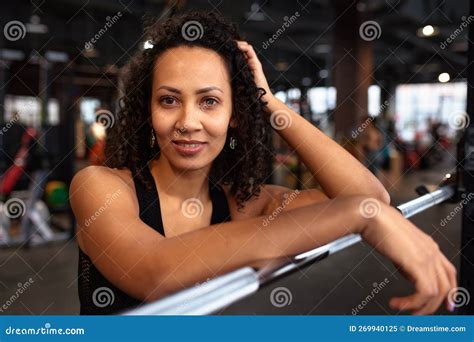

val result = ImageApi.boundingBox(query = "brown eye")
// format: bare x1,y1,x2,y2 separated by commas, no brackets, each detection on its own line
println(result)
160,96,177,106
202,97,219,108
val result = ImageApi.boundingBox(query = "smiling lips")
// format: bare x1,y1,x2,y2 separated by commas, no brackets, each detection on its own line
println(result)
172,140,207,155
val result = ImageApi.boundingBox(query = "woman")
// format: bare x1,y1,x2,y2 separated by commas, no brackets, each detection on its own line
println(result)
70,11,457,315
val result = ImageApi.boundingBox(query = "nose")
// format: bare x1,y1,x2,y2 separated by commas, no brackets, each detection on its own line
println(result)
175,103,203,132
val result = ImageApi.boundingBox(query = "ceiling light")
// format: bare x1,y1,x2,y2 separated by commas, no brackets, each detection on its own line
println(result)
438,72,450,83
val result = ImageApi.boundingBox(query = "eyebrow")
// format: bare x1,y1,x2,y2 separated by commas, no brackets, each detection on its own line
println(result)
156,85,223,94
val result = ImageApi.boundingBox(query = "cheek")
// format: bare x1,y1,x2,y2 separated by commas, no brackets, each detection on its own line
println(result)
205,116,230,138
206,103,233,138
151,110,174,138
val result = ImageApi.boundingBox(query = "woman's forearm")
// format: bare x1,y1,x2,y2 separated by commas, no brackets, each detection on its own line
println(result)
266,96,390,204
145,195,369,302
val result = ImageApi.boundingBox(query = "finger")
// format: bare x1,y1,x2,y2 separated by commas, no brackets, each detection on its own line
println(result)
238,43,257,56
413,259,450,315
390,294,430,313
389,269,437,312
237,45,253,59
439,253,457,310
440,252,457,289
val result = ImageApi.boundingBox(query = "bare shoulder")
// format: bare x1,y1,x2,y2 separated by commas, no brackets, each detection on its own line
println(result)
70,166,139,223
71,165,135,195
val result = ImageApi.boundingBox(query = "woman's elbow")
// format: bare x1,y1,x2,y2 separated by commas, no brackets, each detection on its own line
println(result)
133,260,173,303
367,176,391,205
139,277,173,303
376,188,391,205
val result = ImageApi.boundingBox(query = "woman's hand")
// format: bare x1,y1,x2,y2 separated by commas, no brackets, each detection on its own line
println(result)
236,40,274,105
358,199,457,315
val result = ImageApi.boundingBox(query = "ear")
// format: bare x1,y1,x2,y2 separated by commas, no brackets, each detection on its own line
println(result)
229,116,237,128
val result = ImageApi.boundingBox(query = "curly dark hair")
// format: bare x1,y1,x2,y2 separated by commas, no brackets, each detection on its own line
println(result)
104,10,273,211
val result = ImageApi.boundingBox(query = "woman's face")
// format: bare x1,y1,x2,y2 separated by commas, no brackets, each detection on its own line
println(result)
150,46,235,172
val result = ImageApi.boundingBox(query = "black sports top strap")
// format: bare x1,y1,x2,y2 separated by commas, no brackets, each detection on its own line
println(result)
133,164,164,235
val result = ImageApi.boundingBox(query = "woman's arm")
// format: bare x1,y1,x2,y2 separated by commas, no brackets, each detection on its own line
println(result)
236,41,390,204
71,166,367,302
71,166,456,314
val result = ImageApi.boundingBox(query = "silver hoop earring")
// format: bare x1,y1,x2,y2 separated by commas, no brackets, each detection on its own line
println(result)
150,128,156,148
229,136,237,150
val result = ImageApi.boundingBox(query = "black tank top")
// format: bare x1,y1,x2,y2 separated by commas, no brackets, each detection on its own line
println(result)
77,163,231,315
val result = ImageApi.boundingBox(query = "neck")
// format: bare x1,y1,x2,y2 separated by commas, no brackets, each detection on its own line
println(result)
149,156,211,203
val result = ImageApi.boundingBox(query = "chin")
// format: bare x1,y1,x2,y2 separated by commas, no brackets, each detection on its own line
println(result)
167,154,213,171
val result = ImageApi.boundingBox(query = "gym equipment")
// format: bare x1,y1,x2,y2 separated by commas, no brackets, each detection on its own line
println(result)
0,201,11,244
0,169,69,248
124,184,456,315
45,180,69,209
0,128,37,200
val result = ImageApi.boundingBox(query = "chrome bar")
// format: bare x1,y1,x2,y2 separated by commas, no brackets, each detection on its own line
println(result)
124,267,259,315
397,185,455,218
123,185,455,315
